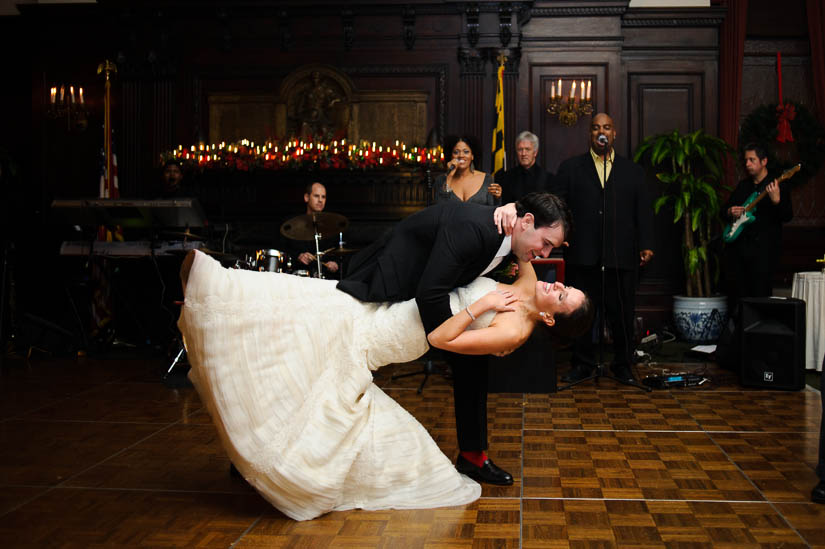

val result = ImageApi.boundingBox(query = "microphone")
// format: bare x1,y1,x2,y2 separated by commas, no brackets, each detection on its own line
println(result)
447,162,456,172
597,134,608,145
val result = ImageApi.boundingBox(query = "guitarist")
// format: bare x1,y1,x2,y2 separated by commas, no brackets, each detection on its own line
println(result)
724,143,793,303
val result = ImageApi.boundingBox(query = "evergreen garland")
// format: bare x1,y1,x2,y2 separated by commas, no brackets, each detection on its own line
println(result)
738,101,825,183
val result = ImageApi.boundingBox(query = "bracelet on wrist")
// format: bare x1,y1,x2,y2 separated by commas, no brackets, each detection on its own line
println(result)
465,307,476,321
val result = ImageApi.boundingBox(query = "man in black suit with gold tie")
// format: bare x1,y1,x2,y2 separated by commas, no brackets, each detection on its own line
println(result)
338,193,571,485
551,112,655,385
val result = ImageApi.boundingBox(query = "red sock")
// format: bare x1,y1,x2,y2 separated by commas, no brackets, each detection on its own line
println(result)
460,451,488,467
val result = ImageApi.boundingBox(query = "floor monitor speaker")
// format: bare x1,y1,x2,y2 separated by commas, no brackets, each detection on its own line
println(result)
739,297,805,390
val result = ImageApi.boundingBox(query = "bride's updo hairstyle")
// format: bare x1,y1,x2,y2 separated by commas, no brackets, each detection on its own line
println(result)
540,292,595,349
515,192,573,237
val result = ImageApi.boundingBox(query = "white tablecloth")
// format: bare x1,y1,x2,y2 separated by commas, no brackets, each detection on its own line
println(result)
791,271,825,371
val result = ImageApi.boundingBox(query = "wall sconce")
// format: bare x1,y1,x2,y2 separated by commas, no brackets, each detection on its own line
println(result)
546,79,592,127
47,84,88,131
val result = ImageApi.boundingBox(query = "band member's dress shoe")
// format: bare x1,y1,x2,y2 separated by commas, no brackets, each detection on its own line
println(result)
455,455,513,485
561,364,593,383
812,480,825,504
611,364,636,384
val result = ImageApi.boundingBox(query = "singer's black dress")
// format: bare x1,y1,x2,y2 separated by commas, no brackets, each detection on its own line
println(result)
433,173,500,205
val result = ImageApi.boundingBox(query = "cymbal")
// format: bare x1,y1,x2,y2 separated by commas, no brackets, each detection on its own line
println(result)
162,230,206,241
281,212,349,241
320,246,360,256
199,248,239,262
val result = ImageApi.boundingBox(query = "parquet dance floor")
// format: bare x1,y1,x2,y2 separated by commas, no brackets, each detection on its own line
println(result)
0,356,822,548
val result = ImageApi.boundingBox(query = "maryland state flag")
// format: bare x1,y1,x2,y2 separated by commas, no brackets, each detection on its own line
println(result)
492,60,506,174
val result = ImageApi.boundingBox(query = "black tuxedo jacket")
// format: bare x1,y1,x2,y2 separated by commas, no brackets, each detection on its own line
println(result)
551,152,654,270
338,201,504,334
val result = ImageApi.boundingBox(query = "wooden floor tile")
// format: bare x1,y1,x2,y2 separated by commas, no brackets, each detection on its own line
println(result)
523,429,763,500
2,356,822,547
523,499,809,548
712,431,821,502
63,423,257,494
0,488,267,548
774,502,825,548
236,499,519,548
524,390,701,431
0,419,165,486
0,486,48,516
21,381,202,423
675,389,821,432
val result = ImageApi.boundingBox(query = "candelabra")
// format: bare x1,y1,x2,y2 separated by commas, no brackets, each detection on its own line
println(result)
546,79,593,127
47,84,88,131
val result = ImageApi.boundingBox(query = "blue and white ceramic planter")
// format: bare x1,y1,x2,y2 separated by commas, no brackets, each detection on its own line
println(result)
672,295,728,343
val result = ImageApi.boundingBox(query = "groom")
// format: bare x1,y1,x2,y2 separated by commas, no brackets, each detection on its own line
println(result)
338,192,571,485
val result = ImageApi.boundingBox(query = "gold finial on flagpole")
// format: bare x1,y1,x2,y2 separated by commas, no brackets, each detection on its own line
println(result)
496,53,507,67
97,59,117,80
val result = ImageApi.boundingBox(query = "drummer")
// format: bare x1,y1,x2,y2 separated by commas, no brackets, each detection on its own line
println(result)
287,181,339,275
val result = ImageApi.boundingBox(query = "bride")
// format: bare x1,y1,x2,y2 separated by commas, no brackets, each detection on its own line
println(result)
178,248,591,521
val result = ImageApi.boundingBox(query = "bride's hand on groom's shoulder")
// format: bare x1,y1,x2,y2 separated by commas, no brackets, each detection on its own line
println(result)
493,203,518,235
483,289,518,312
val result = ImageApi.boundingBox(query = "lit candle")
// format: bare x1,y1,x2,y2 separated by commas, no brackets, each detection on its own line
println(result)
581,81,585,101
570,81,576,100
79,87,84,105
59,86,65,102
586,80,591,101
69,86,75,104
50,87,56,104
557,79,562,95
551,82,555,99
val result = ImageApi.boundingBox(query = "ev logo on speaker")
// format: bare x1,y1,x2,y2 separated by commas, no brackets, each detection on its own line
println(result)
763,371,774,382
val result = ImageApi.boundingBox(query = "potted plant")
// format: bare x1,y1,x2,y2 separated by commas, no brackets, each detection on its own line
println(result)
633,129,734,342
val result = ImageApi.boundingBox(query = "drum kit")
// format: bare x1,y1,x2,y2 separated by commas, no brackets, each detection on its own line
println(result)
194,211,359,278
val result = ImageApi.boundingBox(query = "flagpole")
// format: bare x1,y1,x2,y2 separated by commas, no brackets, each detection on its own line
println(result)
97,60,117,198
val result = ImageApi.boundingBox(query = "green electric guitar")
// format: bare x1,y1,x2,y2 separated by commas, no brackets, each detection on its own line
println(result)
722,163,800,243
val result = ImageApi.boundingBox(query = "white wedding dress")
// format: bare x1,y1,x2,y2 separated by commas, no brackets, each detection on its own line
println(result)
178,250,497,520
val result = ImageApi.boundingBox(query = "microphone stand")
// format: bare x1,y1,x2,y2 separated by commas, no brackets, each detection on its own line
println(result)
559,140,650,392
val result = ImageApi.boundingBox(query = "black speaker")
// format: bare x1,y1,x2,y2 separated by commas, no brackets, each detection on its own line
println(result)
739,297,805,390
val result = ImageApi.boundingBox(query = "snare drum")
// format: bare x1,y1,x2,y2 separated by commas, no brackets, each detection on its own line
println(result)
293,269,310,277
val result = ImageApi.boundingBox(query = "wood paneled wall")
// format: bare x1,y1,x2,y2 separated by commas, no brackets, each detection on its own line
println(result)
5,0,822,332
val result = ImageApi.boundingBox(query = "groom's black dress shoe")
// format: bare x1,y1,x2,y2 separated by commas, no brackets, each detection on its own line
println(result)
812,480,825,504
456,455,513,486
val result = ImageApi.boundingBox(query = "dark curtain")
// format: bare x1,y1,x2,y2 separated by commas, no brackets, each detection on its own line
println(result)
718,0,748,190
807,0,825,125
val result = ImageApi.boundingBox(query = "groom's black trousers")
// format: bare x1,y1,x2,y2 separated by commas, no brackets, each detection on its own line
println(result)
445,351,488,452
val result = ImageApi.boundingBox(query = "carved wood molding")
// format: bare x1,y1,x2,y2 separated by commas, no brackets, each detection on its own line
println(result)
622,7,725,28
530,6,627,17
